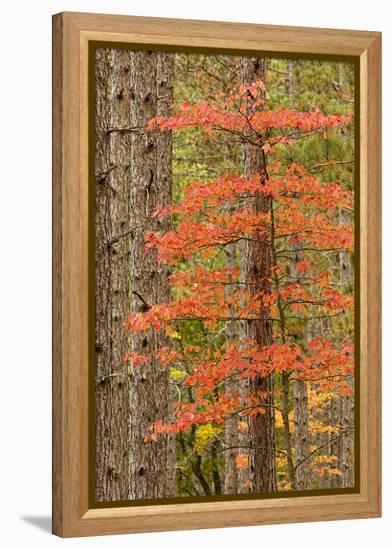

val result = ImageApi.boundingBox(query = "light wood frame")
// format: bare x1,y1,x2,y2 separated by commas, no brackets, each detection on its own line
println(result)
52,11,381,538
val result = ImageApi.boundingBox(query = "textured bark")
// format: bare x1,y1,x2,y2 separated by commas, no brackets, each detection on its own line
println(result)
128,50,176,500
224,244,240,495
339,209,355,488
293,379,310,489
241,57,276,493
329,209,354,488
340,389,355,487
94,48,132,501
224,243,249,494
286,63,311,490
291,244,311,490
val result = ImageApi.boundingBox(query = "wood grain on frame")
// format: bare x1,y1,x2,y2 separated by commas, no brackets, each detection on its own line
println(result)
52,11,381,537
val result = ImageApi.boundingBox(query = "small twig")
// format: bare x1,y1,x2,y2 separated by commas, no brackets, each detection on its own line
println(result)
309,159,354,171
96,164,117,183
106,224,141,246
294,427,354,471
106,126,143,135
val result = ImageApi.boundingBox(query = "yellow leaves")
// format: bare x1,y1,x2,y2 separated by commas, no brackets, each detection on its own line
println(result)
312,454,338,465
277,479,292,491
165,325,182,339
329,468,343,477
169,367,185,382
193,423,221,454
275,410,284,430
313,465,342,478
275,409,294,431
308,420,340,435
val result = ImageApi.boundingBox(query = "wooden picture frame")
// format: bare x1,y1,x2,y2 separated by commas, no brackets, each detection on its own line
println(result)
52,11,381,538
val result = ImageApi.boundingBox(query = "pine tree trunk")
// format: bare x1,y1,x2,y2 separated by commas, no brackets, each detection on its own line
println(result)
241,57,276,493
128,50,176,500
94,48,132,501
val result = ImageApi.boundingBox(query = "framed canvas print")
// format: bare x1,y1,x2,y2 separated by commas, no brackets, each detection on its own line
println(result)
52,12,381,537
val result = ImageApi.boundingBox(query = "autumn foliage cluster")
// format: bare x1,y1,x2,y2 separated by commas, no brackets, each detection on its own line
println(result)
125,76,354,492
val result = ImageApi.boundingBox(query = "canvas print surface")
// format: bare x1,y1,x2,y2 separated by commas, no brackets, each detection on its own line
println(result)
93,48,356,503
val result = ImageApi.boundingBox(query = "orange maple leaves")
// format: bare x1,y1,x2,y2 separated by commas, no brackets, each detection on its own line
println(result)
148,80,351,140
126,336,353,437
125,77,354,447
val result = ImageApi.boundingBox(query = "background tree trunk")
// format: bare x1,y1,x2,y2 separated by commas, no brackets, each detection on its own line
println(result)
293,379,310,489
224,243,241,494
330,208,354,488
128,50,176,500
94,48,132,501
241,57,276,493
338,207,355,488
224,243,249,494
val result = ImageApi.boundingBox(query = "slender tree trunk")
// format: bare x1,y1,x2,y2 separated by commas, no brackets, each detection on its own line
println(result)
94,48,132,501
286,60,311,490
293,379,310,489
329,209,354,488
224,243,241,495
224,243,249,494
340,388,355,487
128,50,176,499
241,57,276,493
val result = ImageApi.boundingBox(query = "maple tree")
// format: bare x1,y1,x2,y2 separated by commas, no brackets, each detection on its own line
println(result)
124,75,354,492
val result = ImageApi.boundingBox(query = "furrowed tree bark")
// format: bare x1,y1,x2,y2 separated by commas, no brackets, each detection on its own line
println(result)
241,57,276,493
339,208,355,488
128,50,176,499
95,48,131,501
286,59,311,490
224,243,241,494
224,243,249,494
340,391,354,487
293,379,310,489
330,209,354,488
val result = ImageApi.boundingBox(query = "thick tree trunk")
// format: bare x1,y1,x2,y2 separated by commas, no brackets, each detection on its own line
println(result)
128,50,176,500
241,57,276,493
94,48,132,501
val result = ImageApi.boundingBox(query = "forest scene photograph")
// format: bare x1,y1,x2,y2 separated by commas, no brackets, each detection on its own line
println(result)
93,47,356,504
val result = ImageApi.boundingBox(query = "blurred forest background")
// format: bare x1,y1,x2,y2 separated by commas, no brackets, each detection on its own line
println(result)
94,49,355,502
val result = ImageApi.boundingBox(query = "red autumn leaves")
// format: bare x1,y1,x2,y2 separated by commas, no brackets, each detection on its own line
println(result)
124,78,354,446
